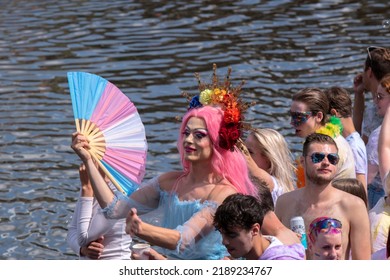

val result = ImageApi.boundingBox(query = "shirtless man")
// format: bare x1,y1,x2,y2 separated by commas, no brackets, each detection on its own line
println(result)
275,133,371,260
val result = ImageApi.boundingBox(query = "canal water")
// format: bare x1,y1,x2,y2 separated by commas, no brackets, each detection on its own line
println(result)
0,0,389,259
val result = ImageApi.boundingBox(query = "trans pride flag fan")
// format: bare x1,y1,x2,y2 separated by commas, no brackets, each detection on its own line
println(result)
67,72,147,195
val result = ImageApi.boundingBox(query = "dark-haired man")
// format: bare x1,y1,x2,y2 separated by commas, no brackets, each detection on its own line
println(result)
213,192,305,260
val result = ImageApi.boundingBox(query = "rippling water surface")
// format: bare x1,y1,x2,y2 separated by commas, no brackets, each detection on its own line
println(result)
0,0,389,259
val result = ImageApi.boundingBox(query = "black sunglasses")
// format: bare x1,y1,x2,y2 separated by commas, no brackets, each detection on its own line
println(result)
307,152,339,166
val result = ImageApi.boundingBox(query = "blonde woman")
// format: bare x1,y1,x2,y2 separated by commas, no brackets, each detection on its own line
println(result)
241,128,296,204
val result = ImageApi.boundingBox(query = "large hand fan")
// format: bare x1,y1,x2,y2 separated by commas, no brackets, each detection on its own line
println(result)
67,72,147,196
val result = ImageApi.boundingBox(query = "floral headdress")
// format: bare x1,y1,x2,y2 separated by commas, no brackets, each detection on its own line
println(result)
182,64,255,151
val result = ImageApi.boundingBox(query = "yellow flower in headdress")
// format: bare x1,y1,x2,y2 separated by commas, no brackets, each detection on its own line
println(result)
199,89,213,105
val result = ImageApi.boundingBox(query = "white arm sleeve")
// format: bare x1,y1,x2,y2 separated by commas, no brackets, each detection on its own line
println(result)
66,199,82,256
176,205,216,251
76,198,116,247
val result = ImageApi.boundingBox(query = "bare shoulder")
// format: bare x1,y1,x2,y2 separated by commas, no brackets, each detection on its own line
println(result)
276,188,302,206
275,188,302,219
208,182,237,204
158,171,184,192
337,189,367,211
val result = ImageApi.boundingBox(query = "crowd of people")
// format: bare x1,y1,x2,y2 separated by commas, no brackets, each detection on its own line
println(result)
66,47,390,260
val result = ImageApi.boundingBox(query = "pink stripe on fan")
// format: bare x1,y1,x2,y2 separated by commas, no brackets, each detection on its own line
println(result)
102,148,147,184
90,82,137,130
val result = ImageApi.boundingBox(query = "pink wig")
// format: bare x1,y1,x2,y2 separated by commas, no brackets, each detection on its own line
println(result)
177,106,257,197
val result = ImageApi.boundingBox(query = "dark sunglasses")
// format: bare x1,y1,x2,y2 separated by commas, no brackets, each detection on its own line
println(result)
367,46,387,66
308,152,339,165
310,218,342,234
290,111,313,127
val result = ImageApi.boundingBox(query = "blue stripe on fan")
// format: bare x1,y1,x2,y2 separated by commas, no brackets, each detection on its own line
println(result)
101,160,140,196
67,72,108,120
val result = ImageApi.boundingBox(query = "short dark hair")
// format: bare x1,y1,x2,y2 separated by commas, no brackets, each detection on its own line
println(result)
292,88,329,126
302,133,338,156
213,193,271,233
324,87,352,118
365,48,390,81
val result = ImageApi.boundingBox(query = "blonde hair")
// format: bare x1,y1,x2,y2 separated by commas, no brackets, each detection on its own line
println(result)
250,128,296,193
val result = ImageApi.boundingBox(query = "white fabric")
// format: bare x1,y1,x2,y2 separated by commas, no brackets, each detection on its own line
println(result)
333,134,356,180
369,196,390,253
67,188,132,260
345,131,368,175
362,102,383,139
371,248,387,260
366,126,383,189
367,126,381,166
270,176,283,205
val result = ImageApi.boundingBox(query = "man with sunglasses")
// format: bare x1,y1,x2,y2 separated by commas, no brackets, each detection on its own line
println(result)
290,87,356,182
275,133,371,259
352,46,390,144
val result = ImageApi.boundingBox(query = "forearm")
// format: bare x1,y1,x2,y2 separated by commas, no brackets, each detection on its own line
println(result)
379,108,390,180
84,158,115,208
356,173,368,197
352,92,365,134
351,236,371,260
262,211,284,235
136,222,180,250
350,205,371,260
262,211,300,245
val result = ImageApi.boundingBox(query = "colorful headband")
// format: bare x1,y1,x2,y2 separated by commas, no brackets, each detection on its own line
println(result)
183,64,255,151
308,216,342,244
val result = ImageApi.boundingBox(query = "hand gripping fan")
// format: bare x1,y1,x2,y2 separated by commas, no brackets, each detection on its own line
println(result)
68,72,147,195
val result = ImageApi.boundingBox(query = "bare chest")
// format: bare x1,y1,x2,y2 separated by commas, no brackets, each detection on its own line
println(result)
294,201,350,259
